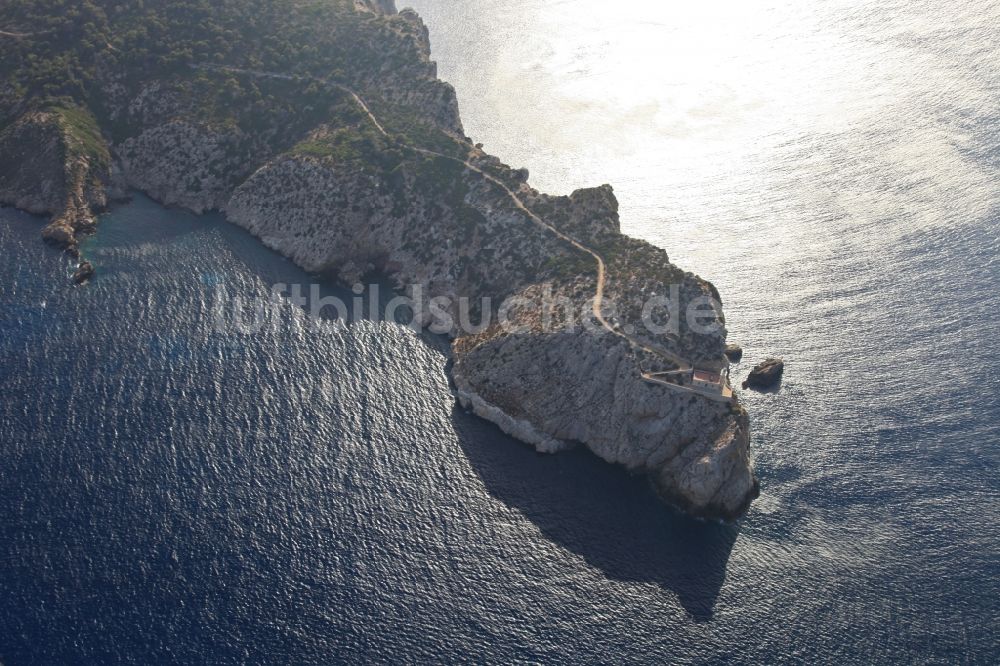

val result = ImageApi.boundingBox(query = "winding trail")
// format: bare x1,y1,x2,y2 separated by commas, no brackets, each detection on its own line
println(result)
196,65,734,402
0,29,46,38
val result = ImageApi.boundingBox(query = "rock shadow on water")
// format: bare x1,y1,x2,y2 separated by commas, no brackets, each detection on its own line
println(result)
451,405,739,622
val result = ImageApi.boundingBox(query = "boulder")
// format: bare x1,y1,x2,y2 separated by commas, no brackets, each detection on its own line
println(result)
72,261,95,284
742,358,784,390
725,343,743,362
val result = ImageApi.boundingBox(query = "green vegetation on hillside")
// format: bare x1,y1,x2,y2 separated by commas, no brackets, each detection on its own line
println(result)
365,95,467,159
1,1,407,97
290,111,399,168
0,0,452,152
51,104,110,168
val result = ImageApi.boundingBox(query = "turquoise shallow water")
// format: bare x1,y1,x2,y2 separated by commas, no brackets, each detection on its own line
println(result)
2,0,1000,662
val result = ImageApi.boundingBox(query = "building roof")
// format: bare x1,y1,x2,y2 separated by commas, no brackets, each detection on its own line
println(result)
693,370,722,384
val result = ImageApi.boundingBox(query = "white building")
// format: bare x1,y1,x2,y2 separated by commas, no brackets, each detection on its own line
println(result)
691,369,726,394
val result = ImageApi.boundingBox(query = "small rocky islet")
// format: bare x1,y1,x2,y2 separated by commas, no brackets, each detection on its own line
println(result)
0,0,759,519
743,359,785,390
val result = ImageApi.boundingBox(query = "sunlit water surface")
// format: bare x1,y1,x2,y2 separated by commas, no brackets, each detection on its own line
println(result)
1,0,999,662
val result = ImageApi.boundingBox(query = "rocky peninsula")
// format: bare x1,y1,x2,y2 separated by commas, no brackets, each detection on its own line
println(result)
0,0,758,519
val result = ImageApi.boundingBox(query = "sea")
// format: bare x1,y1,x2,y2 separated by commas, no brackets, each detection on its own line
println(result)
1,0,998,663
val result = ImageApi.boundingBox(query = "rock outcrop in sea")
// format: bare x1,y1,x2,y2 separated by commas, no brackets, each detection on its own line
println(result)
72,260,95,284
0,0,758,520
743,359,785,390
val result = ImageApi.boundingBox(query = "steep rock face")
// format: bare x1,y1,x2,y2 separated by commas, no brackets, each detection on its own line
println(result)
227,152,573,298
224,142,753,518
659,407,755,519
121,81,188,129
451,284,756,520
227,155,412,276
224,140,754,518
119,121,252,214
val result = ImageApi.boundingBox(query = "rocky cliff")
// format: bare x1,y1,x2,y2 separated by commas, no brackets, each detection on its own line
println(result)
0,0,757,520
453,325,756,519
0,107,115,254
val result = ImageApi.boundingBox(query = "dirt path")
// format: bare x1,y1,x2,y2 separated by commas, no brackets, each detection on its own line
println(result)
0,29,45,38
195,65,735,399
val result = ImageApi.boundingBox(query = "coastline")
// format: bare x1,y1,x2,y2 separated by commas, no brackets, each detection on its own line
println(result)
0,0,756,520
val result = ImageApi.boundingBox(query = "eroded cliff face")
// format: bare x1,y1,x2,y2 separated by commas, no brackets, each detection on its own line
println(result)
0,1,757,519
227,151,566,298
443,261,754,520
118,120,253,214
224,144,754,517
453,324,756,520
228,165,752,516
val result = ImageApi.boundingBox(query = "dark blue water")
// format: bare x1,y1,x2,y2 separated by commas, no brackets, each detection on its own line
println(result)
1,187,997,663
0,198,740,663
2,0,1000,657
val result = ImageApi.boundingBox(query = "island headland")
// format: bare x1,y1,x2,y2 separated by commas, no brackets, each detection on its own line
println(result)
0,0,758,520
